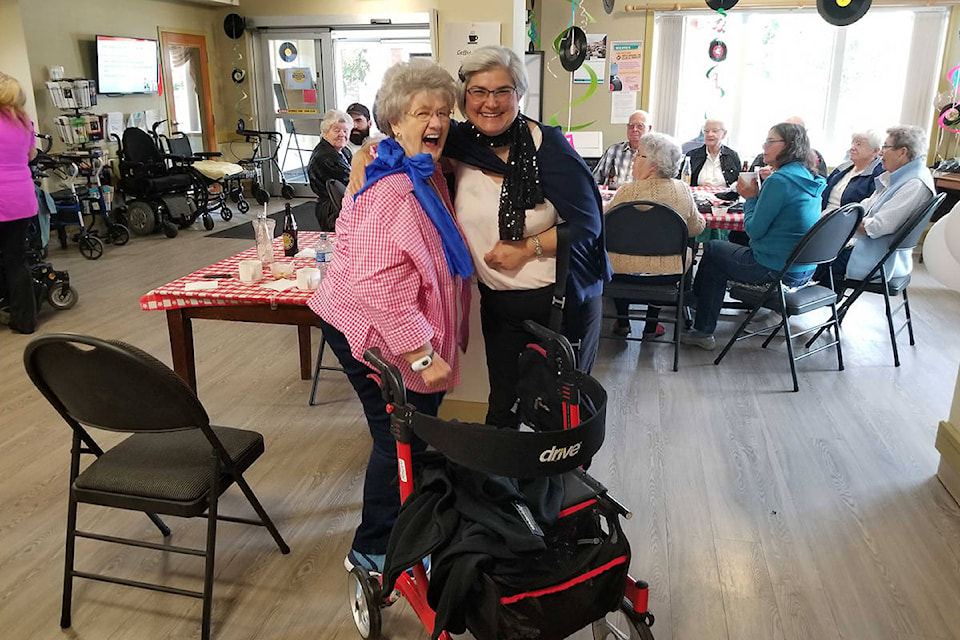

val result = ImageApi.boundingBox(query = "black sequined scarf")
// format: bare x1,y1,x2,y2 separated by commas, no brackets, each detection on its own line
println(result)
467,114,545,241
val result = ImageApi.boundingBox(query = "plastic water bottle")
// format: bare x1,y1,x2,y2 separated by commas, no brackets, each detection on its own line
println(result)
315,233,333,281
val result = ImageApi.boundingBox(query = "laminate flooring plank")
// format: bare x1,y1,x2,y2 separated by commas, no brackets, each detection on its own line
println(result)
715,538,785,640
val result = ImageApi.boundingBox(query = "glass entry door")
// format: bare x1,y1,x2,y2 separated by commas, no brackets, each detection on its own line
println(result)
258,31,331,198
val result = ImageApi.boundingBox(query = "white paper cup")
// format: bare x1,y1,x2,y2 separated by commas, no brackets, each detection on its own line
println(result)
711,205,728,216
238,259,263,284
296,267,322,291
271,261,295,279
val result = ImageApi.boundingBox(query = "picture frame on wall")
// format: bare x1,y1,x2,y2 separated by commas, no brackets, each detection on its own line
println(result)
523,51,543,122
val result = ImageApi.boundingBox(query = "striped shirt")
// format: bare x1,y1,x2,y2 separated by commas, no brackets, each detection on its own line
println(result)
308,166,469,394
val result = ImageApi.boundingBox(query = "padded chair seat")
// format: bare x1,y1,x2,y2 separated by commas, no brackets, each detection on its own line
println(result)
731,281,837,316
191,160,246,181
847,274,911,296
74,426,264,516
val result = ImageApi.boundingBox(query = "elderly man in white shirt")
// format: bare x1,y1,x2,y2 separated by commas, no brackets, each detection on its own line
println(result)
592,110,651,187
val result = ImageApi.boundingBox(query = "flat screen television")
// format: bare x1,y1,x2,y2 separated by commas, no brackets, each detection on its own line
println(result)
96,35,159,94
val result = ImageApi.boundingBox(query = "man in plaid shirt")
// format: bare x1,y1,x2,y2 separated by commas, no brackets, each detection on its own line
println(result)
592,110,651,187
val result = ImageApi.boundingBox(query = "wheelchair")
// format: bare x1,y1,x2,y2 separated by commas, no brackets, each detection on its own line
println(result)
353,321,656,640
163,128,254,220
112,125,215,238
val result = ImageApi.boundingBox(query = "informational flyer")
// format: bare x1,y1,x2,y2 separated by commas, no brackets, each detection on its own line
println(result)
611,92,638,124
609,41,643,93
574,34,607,84
441,22,501,81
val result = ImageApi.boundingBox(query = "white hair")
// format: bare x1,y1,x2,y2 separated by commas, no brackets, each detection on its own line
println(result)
320,109,351,135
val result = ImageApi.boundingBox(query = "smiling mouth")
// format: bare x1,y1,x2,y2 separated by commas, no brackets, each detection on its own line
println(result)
423,134,441,150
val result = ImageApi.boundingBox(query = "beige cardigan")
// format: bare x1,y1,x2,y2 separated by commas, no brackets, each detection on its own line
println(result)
606,178,706,275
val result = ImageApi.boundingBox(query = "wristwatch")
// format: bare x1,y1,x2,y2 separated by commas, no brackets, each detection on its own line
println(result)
410,349,434,372
531,234,543,258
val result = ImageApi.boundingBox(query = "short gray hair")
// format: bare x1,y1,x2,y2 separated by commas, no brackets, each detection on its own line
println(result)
851,130,881,150
320,109,350,135
456,46,528,113
886,125,927,161
375,59,457,138
638,132,683,178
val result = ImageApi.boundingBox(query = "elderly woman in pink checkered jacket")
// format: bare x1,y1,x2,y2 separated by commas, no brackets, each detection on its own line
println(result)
307,59,472,576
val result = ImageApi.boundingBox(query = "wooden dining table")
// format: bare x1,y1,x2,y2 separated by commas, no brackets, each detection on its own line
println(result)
140,231,328,393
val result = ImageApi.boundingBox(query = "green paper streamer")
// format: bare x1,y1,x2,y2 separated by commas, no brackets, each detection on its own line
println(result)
548,64,599,132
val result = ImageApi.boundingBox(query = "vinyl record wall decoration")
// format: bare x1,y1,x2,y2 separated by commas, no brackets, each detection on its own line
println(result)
279,42,298,63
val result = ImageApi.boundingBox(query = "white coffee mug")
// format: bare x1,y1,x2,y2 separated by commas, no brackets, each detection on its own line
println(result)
49,66,65,81
238,259,263,284
296,267,322,291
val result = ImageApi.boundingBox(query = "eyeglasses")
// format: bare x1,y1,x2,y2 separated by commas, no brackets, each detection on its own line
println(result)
762,138,785,147
704,128,725,135
406,109,453,123
626,123,647,130
465,86,517,101
881,144,902,151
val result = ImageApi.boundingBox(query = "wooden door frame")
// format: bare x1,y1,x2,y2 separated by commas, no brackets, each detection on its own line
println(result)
158,30,216,152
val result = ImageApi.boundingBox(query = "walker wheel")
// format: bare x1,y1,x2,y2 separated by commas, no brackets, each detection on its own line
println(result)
281,184,295,200
78,235,103,260
348,568,382,639
163,222,179,238
591,600,655,640
237,198,250,214
255,187,270,205
202,214,215,231
220,206,233,221
108,224,130,246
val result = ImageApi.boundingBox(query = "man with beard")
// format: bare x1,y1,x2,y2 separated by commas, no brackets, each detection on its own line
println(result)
345,103,372,152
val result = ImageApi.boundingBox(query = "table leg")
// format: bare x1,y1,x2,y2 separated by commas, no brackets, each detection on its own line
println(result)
298,324,312,380
167,309,197,392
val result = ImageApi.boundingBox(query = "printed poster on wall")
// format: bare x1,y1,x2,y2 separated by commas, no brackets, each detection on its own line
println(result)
574,34,607,84
441,23,501,81
610,41,643,93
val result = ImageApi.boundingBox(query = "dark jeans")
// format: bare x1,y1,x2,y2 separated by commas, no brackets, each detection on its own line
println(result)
0,217,37,333
319,319,442,555
692,240,812,335
613,296,661,334
478,282,601,428
814,245,852,294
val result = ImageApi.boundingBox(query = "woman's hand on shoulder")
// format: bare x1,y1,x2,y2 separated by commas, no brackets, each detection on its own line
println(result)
420,353,452,389
484,239,532,271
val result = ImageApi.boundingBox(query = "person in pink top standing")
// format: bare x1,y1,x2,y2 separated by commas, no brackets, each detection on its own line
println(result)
307,59,472,575
0,72,39,334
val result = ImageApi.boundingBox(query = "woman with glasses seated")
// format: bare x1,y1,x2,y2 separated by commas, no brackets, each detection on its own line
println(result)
817,125,934,292
682,117,741,187
444,45,611,428
821,130,884,214
682,122,826,351
308,59,472,575
606,132,705,338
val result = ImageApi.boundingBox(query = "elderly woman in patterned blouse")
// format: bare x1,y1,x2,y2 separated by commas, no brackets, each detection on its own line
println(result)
307,59,472,576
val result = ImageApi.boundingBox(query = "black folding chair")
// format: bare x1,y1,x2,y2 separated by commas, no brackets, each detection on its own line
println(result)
804,192,944,366
602,200,690,371
713,203,865,391
23,334,290,640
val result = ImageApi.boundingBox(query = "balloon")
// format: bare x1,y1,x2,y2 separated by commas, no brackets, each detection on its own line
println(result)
922,213,960,292
945,203,960,262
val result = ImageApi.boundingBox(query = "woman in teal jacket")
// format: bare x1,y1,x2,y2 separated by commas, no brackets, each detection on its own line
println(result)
683,123,826,350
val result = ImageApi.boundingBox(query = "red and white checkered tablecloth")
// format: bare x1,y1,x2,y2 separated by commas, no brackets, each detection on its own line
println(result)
692,186,745,231
140,231,331,311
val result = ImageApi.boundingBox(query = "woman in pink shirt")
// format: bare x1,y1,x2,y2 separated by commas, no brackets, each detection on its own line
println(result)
0,72,38,334
307,59,471,574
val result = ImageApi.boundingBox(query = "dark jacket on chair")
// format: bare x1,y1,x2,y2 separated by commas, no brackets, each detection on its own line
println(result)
307,139,352,231
683,144,741,187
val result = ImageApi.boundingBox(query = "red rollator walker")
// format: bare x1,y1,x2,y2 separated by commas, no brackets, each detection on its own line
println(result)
351,321,656,640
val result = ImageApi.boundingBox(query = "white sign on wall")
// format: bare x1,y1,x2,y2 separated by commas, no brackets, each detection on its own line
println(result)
441,22,501,80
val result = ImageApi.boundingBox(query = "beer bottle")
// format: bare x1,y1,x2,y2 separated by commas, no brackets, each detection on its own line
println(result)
281,203,298,257
742,160,749,171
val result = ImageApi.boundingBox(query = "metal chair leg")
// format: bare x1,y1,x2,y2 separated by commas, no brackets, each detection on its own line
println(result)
309,332,343,406
61,492,78,629
882,286,900,367
781,314,800,392
902,288,915,345
201,460,221,640
233,474,291,554
830,302,845,371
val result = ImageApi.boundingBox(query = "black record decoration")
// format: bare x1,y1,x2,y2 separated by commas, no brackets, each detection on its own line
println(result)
603,0,616,14
708,39,728,62
231,68,246,84
706,0,739,10
559,26,588,73
223,13,245,40
940,102,960,127
279,42,298,63
816,0,872,27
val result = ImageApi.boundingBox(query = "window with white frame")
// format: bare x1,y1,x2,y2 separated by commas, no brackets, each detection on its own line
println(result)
651,8,947,168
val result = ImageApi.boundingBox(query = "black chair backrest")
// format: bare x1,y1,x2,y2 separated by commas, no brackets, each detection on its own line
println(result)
604,200,689,257
326,179,347,206
166,134,194,159
121,127,164,165
786,202,865,268
24,333,209,433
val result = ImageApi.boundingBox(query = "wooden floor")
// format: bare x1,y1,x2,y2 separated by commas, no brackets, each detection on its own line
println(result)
2,203,960,640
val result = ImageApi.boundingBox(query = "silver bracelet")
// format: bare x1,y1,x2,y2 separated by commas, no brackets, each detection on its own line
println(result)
532,234,543,258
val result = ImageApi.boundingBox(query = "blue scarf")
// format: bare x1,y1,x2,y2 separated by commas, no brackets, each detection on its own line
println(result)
355,137,473,279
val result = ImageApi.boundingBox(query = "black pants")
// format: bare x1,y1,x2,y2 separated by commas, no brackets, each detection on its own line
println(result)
613,296,661,334
319,319,442,554
478,282,601,428
0,217,37,333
